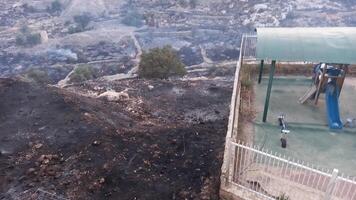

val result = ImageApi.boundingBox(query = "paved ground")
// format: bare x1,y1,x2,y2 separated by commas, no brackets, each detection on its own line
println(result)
253,76,356,176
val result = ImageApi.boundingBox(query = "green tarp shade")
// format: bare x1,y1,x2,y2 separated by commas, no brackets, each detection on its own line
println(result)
256,27,356,64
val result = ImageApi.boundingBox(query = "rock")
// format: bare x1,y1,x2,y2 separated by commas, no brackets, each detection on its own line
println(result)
98,89,130,101
47,49,78,62
34,143,43,149
27,168,36,175
99,177,105,184
39,31,49,43
92,140,101,146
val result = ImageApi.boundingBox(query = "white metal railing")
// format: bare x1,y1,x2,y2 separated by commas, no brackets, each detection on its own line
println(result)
242,34,257,61
229,141,356,200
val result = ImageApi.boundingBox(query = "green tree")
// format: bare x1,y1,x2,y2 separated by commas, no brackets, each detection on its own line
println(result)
139,46,187,79
69,65,98,83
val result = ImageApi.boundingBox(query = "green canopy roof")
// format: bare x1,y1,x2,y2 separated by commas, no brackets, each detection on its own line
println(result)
256,27,356,64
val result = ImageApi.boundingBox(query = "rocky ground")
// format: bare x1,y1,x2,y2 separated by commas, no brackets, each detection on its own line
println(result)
1,0,356,82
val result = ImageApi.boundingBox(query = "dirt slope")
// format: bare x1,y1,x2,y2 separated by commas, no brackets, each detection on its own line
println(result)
0,78,231,200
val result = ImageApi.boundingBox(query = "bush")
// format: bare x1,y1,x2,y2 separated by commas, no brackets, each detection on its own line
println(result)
69,65,98,83
68,26,85,34
26,68,50,84
178,0,197,8
121,10,144,27
23,3,37,13
15,35,26,46
68,13,92,34
189,0,198,8
139,46,187,79
20,25,30,34
240,65,254,89
26,34,41,46
178,0,189,7
276,194,290,200
73,13,91,30
47,0,63,14
16,25,42,47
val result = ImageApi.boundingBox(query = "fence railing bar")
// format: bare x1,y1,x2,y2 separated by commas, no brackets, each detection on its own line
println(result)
345,177,353,199
321,168,329,192
324,169,339,200
306,164,314,189
331,178,340,197
351,178,356,200
287,157,292,180
259,150,264,194
243,142,250,185
229,141,356,200
339,174,348,198
337,176,356,184
239,142,245,183
234,142,240,182
262,149,269,195
232,142,333,178
312,165,319,189
315,166,323,191
281,154,288,196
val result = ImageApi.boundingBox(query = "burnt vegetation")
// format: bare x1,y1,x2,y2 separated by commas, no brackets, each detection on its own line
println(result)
15,25,42,47
68,13,92,34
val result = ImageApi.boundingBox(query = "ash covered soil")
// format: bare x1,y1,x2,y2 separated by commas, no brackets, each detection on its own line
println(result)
0,77,232,200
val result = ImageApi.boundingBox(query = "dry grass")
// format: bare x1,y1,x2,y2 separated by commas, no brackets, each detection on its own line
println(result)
236,64,257,143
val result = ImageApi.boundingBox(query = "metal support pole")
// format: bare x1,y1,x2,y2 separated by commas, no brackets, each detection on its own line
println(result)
262,60,276,122
258,60,264,84
323,169,339,200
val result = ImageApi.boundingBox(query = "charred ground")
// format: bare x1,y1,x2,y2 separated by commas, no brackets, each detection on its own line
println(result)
0,77,232,200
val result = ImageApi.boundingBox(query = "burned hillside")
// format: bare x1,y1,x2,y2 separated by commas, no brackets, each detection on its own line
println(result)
0,77,231,199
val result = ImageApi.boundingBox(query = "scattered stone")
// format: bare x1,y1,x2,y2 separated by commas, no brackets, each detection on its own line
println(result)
99,177,105,184
92,140,101,146
27,168,36,175
34,143,43,149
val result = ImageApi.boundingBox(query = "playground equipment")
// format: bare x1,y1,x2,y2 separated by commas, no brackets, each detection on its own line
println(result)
278,114,290,148
299,63,347,129
254,27,356,129
344,118,356,128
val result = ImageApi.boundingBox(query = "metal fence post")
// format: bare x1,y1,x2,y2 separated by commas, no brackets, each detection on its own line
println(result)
224,138,232,186
324,169,339,200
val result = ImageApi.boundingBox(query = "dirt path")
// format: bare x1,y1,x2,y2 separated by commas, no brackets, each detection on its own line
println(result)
100,33,142,82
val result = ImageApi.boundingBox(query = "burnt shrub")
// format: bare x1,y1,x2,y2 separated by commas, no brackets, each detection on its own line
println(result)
68,13,92,34
26,68,50,84
47,0,63,14
122,9,144,27
15,25,42,47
